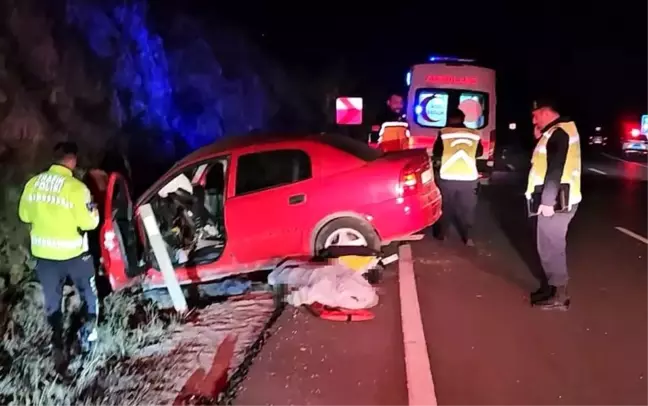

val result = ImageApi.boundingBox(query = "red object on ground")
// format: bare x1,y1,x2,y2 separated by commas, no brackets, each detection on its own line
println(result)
100,133,442,292
173,334,237,405
308,302,375,322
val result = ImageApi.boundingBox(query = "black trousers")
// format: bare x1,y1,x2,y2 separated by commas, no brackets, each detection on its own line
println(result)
34,253,98,348
438,179,478,241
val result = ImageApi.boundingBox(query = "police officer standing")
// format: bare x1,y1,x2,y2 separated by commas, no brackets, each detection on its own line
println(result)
527,100,581,310
432,108,483,246
18,142,101,373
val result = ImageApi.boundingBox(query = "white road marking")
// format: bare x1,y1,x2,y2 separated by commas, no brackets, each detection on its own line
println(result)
587,167,607,175
398,244,437,406
506,163,516,171
602,153,648,168
615,227,648,245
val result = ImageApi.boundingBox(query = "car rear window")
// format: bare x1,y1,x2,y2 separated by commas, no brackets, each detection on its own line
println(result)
318,134,383,162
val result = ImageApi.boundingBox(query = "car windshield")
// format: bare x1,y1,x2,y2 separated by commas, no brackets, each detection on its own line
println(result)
318,134,383,162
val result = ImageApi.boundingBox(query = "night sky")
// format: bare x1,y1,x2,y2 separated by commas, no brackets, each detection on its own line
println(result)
172,0,647,133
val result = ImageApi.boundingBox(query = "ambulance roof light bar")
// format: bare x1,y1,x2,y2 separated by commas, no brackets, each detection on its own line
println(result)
428,55,475,64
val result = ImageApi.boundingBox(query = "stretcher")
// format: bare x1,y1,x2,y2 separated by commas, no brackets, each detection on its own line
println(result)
307,302,375,322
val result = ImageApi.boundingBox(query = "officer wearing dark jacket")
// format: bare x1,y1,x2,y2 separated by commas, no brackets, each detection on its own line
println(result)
527,99,581,310
432,109,483,246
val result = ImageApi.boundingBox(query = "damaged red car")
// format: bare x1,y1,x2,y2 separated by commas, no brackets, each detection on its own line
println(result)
99,133,442,297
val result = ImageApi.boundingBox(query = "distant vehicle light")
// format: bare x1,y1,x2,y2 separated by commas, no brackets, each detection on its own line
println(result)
595,126,601,132
630,128,640,137
508,122,516,130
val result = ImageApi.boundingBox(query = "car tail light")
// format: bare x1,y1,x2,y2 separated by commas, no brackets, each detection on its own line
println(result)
399,157,431,196
631,128,640,137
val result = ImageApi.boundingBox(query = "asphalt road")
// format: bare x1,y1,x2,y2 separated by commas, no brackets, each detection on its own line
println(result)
234,152,647,405
414,151,647,405
234,263,408,406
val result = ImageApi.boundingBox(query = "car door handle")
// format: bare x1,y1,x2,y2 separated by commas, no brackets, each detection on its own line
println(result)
288,194,306,205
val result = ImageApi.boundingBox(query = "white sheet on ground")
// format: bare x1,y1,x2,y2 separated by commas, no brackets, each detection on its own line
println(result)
268,260,378,310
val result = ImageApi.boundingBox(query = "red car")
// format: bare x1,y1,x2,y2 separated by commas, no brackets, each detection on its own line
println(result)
100,133,442,293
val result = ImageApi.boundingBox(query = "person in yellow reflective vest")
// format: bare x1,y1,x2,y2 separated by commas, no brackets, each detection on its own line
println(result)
378,121,411,152
18,142,100,373
432,108,483,246
527,99,581,310
368,93,407,145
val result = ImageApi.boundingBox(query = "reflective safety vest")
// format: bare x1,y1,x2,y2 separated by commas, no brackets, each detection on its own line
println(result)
438,127,480,181
19,164,100,260
525,121,582,206
378,121,411,152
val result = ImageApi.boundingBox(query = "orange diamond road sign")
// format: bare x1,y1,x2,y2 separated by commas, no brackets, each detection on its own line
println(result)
336,97,363,125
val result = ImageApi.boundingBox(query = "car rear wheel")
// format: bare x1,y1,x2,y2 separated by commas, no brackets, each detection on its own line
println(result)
314,217,380,254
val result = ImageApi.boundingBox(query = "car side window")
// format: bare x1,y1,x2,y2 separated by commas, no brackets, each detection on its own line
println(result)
235,149,312,195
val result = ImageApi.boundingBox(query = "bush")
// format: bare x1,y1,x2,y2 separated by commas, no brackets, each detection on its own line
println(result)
0,287,179,405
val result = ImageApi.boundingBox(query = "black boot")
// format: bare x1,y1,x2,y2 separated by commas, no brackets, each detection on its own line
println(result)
530,284,556,305
537,285,570,311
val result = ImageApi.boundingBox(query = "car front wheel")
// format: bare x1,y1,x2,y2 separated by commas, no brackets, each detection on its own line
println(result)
314,217,380,255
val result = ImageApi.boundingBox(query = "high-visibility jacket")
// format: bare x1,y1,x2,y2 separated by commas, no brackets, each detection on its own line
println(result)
19,164,100,260
526,121,582,206
438,127,480,181
378,121,411,152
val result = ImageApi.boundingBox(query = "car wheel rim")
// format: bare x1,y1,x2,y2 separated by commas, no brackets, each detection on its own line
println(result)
324,228,368,248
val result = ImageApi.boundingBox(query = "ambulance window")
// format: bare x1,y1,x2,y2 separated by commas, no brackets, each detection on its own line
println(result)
414,91,449,128
459,92,487,129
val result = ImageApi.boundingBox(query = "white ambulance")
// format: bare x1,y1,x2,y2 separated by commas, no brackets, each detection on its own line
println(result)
405,56,496,176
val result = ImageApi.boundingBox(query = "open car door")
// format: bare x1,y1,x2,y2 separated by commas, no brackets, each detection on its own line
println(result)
100,173,144,291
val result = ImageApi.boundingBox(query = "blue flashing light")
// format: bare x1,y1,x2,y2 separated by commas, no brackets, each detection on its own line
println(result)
65,0,270,153
428,55,475,63
406,71,411,86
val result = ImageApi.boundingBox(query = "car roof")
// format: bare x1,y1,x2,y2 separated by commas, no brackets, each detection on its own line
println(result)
173,132,323,168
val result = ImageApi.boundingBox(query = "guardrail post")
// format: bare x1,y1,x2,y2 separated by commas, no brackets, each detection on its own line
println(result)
138,203,188,313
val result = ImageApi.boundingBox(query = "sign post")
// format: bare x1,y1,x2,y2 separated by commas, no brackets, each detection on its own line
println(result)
336,97,363,125
138,203,188,313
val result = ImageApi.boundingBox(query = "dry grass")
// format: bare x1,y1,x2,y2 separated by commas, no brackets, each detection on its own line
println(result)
0,283,180,405
0,151,183,405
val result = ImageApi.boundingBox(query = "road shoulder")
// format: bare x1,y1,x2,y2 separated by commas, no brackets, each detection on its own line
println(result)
233,265,408,406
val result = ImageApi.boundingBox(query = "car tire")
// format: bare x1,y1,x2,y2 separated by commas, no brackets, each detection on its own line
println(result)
314,217,380,255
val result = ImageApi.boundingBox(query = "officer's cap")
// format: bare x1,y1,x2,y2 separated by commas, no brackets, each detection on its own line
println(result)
532,97,560,113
